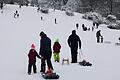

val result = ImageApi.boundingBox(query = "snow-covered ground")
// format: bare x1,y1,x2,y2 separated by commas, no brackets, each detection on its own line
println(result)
0,4,120,80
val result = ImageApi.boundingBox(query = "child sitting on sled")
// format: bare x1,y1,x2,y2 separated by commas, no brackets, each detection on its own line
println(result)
53,39,61,62
42,68,59,79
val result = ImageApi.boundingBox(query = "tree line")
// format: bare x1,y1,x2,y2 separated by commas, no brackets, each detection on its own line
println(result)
1,0,120,17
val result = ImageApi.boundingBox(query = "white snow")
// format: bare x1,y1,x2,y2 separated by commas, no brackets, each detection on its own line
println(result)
0,4,120,80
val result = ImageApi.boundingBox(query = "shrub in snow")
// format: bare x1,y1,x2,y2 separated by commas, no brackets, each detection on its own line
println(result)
107,20,120,30
40,7,49,14
106,15,120,30
82,12,106,24
10,1,14,4
106,15,117,23
61,6,66,11
65,10,74,16
82,12,97,20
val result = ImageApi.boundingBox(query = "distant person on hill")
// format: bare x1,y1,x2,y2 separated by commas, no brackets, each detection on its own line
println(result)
92,22,95,31
37,6,40,12
92,26,94,31
67,30,81,63
19,4,21,8
53,39,61,62
41,16,43,20
96,22,99,29
76,23,79,30
82,24,87,31
55,18,57,24
28,44,41,75
96,30,103,43
0,1,3,9
93,22,95,27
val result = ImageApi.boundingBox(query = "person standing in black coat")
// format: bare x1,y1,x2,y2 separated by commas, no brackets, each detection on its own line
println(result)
67,30,81,63
0,1,3,9
39,31,53,73
96,30,103,43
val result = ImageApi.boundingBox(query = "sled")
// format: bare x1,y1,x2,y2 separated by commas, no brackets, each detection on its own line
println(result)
79,60,92,66
42,73,60,79
78,50,92,66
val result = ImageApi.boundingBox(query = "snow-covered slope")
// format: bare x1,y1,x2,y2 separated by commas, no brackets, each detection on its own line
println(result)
0,4,120,80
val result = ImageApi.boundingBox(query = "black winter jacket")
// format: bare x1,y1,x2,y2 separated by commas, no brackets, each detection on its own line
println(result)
28,49,41,64
68,33,81,50
39,35,52,59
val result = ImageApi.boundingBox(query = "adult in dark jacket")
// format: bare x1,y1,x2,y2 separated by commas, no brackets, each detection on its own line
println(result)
82,24,87,31
68,30,81,63
28,44,41,75
0,2,3,9
96,30,102,43
39,31,53,73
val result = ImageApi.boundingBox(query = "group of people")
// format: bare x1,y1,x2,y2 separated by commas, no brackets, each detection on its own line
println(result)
76,21,100,31
14,10,19,18
27,30,82,75
27,19,103,74
76,22,103,43
28,30,103,74
27,23,103,75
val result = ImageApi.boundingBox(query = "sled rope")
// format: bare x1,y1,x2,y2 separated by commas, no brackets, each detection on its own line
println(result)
79,49,84,62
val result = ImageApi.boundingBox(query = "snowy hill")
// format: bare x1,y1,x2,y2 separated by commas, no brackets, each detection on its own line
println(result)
0,4,120,80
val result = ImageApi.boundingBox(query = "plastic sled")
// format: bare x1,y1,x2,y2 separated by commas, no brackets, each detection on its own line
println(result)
42,73,60,79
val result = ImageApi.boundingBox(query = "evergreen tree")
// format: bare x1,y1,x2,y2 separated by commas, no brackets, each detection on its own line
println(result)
31,0,38,6
66,0,81,12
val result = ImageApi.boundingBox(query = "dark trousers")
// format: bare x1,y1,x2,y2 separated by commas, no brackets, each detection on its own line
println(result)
46,58,53,70
40,58,53,72
28,62,36,73
71,48,78,63
40,58,46,73
97,37,100,43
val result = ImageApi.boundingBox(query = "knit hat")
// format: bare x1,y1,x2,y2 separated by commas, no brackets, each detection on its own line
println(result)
31,44,35,49
72,30,76,34
39,31,45,36
55,38,59,42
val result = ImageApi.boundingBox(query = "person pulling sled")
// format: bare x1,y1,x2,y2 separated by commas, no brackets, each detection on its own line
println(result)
67,30,81,63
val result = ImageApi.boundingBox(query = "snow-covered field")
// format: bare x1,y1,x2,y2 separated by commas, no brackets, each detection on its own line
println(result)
0,4,120,80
